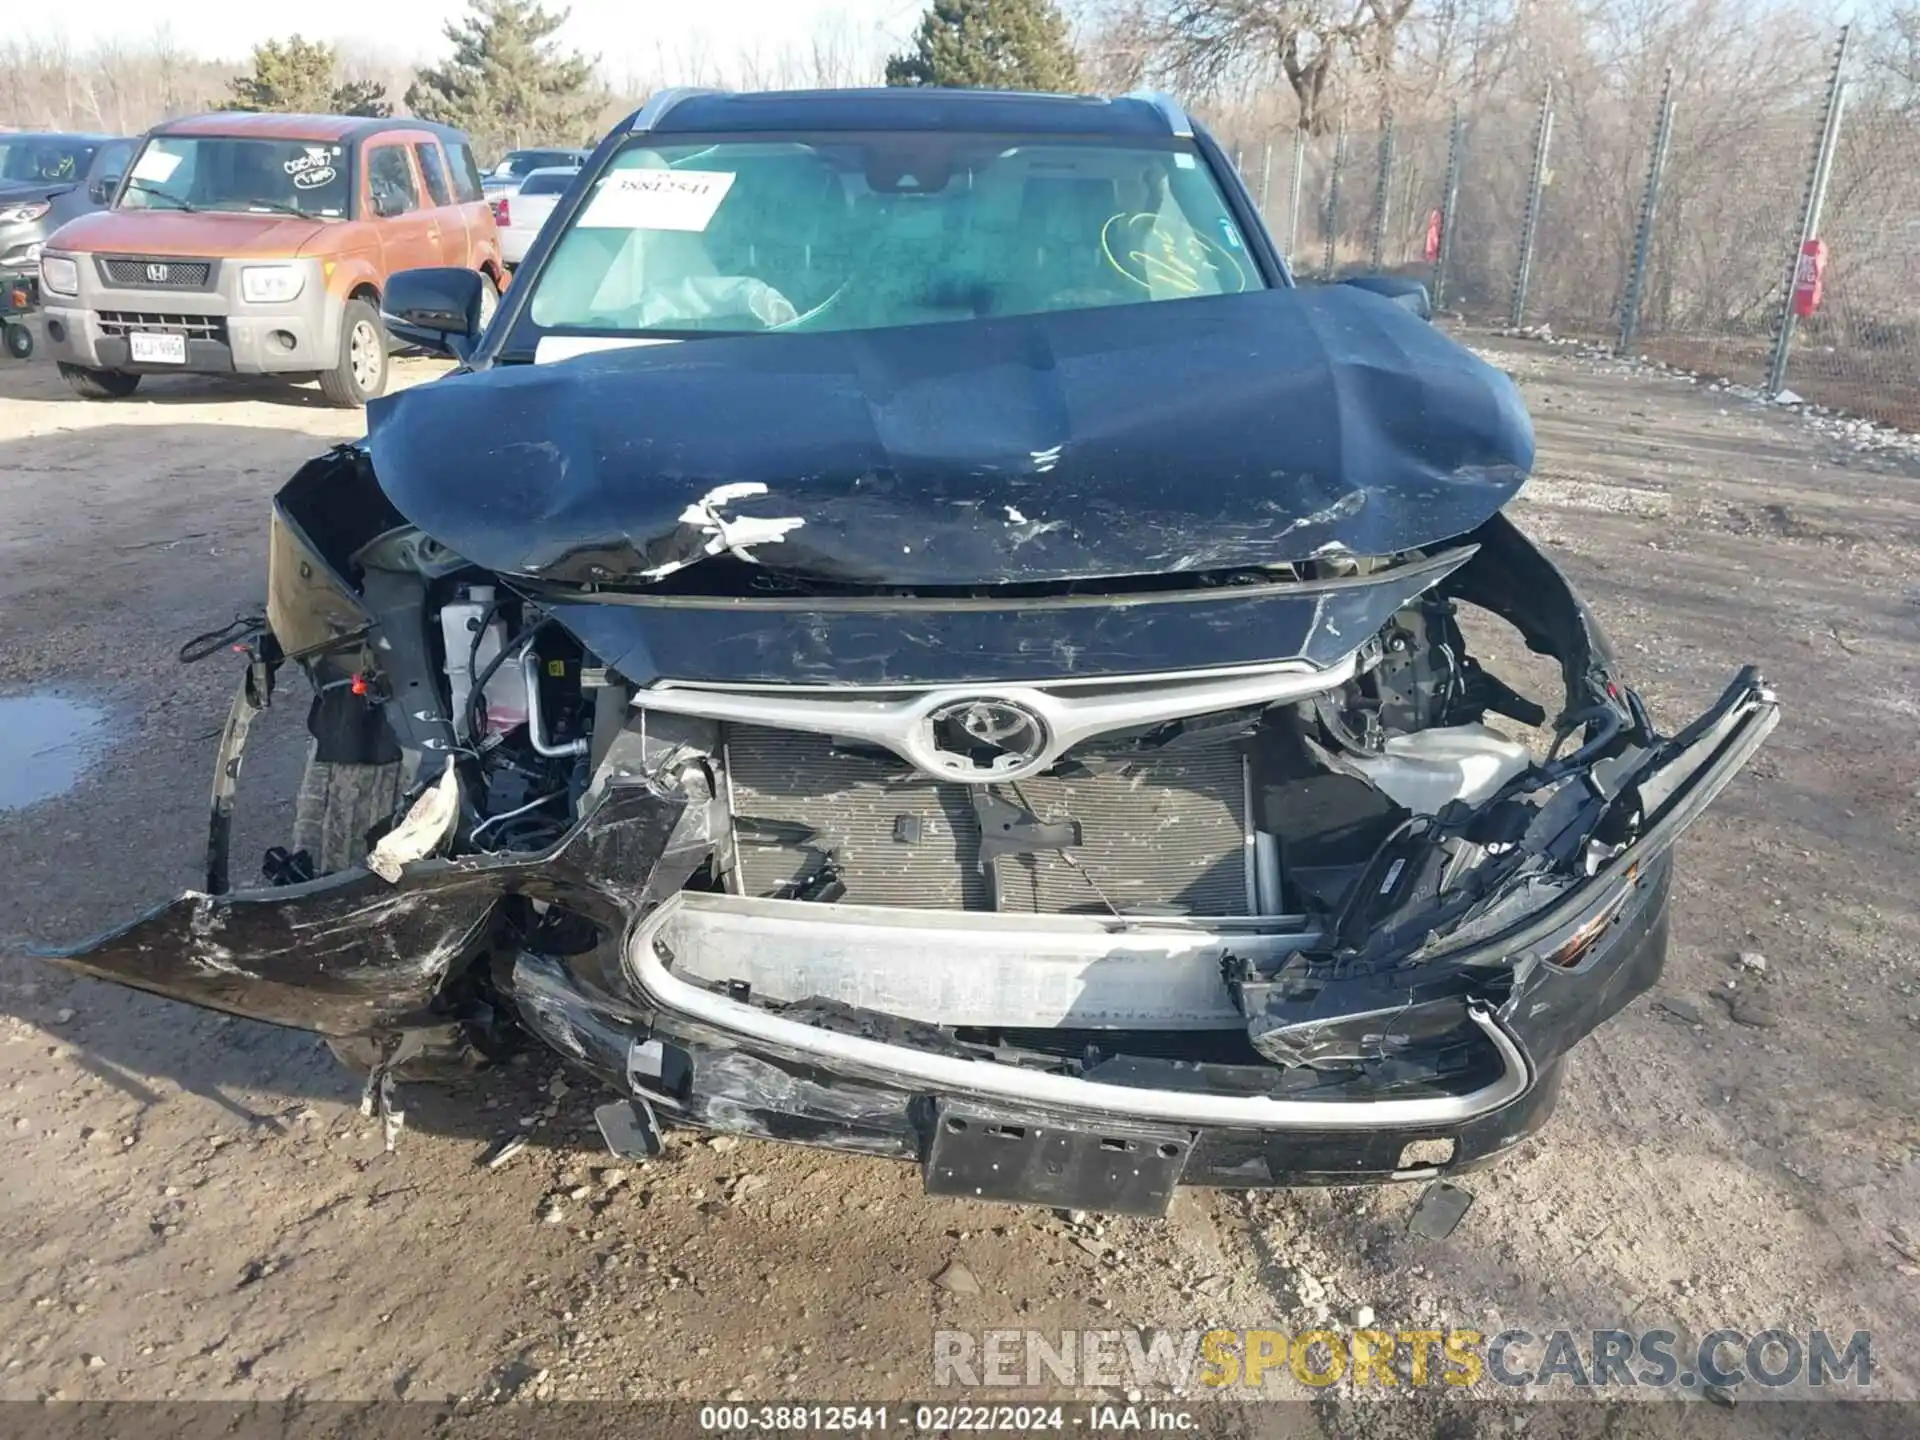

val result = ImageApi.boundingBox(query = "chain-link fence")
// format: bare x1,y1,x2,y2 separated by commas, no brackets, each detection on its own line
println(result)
1793,96,1920,428
1222,24,1920,431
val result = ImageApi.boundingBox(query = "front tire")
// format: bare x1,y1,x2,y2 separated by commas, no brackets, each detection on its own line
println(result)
294,752,498,1082
4,321,32,360
291,749,402,875
58,362,140,399
318,298,388,408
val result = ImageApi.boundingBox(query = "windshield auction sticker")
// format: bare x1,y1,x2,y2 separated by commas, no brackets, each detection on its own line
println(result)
285,146,339,190
131,149,182,183
579,168,736,231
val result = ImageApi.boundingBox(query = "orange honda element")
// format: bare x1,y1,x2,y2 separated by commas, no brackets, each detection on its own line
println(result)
37,113,504,406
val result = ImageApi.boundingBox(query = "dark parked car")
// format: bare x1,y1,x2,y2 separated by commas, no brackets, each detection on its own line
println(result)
480,146,591,199
41,88,1777,1215
0,132,136,286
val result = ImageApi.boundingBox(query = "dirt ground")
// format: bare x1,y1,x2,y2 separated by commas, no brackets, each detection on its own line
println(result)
1,332,1917,1436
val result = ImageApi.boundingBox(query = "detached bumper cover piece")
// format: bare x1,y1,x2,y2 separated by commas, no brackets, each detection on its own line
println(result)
34,786,695,1037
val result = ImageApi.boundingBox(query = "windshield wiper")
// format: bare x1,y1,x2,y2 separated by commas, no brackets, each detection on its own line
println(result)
240,198,311,218
124,180,199,212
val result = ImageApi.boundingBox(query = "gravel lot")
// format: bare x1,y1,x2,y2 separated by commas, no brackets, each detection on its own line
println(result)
0,335,1916,1435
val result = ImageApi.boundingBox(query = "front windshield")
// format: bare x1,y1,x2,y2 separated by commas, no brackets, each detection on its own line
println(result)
523,132,1261,338
0,139,97,184
119,136,351,218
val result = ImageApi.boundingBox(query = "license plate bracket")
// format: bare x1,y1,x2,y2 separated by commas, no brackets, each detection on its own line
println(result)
923,1102,1193,1216
129,331,187,364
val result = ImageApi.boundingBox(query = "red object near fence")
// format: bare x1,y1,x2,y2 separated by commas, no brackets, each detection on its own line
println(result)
1423,209,1443,264
1791,239,1828,318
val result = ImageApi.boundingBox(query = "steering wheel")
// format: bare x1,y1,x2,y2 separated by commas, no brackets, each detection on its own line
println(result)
769,277,854,333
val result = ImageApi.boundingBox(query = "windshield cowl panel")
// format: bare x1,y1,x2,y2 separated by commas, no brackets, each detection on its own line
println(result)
518,130,1266,344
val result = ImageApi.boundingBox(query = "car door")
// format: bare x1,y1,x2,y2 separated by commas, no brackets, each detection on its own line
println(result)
362,140,439,279
411,138,472,270
445,138,501,277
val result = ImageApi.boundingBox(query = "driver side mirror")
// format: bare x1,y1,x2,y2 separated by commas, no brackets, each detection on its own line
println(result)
1337,273,1434,322
382,267,485,361
90,175,122,205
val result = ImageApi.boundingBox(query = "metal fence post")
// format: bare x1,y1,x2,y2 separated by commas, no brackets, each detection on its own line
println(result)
1370,114,1396,271
1509,86,1555,329
1259,139,1274,218
1322,119,1348,280
1287,129,1306,258
1618,69,1678,356
1767,26,1853,396
1432,105,1465,310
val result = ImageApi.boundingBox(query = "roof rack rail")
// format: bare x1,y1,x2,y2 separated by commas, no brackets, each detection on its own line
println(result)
1121,89,1193,138
628,87,727,133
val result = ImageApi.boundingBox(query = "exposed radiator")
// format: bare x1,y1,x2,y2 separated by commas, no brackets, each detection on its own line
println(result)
722,725,1251,916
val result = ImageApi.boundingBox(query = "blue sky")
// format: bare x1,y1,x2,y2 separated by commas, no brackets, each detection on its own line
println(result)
21,2,928,76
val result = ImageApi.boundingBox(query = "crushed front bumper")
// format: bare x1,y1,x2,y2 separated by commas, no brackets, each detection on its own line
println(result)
503,851,1666,1205
37,667,1776,1210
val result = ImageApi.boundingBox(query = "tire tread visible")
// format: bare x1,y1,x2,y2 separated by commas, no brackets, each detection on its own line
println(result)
292,751,403,873
58,363,140,399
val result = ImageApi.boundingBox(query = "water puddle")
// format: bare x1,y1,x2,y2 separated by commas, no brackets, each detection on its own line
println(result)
0,694,111,813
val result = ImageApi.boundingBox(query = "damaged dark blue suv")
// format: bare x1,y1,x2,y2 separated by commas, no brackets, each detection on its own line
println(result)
42,88,1777,1215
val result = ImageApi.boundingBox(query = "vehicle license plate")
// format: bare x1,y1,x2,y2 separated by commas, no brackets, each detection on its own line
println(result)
129,332,186,364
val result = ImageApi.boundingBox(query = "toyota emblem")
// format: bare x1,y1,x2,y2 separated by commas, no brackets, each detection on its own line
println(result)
924,698,1051,779
145,262,170,283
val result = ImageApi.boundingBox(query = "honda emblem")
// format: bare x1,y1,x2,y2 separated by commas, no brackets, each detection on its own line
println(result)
145,262,169,283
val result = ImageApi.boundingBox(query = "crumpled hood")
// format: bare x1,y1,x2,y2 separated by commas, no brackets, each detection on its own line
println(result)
365,286,1535,587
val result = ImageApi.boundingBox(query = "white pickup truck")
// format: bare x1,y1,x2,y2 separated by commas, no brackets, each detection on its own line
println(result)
493,166,579,267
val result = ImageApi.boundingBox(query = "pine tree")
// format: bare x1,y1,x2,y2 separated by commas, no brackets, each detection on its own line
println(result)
405,0,603,157
885,0,1082,92
224,36,391,118
329,78,393,118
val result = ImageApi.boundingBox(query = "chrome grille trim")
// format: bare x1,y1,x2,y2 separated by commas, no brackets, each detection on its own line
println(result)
636,652,1357,785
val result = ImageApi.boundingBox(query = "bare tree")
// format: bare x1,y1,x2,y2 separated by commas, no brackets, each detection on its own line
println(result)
1863,0,1920,110
1093,0,1415,131
0,34,231,133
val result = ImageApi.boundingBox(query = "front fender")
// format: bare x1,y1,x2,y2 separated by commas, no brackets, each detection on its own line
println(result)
320,253,385,351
